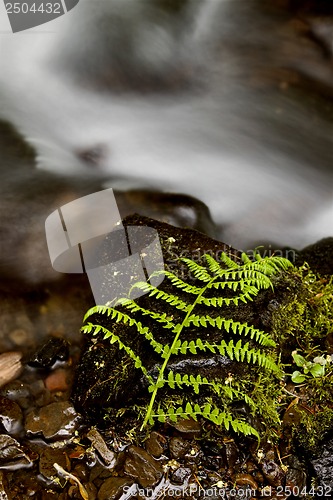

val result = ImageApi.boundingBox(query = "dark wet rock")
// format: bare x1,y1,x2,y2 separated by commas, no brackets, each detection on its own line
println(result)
39,447,69,481
234,473,258,489
0,396,23,436
257,459,285,487
285,457,307,490
170,466,191,485
25,401,81,441
224,441,239,470
72,215,239,425
72,214,300,431
169,418,202,439
0,435,32,470
0,381,31,410
116,190,217,238
97,476,134,500
28,337,70,369
124,445,164,488
311,437,333,488
87,428,116,468
169,437,190,460
145,431,167,458
0,353,23,388
296,237,333,275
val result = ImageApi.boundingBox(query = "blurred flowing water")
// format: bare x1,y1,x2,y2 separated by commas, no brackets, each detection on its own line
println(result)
0,0,332,252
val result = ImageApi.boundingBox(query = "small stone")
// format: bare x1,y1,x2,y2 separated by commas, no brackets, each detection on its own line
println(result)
25,401,81,441
170,466,191,485
234,473,258,489
224,441,239,469
145,431,167,458
0,395,23,435
0,434,32,470
0,381,31,410
0,352,23,388
169,437,189,460
39,448,69,481
44,369,70,392
259,459,285,487
97,476,134,500
86,428,116,468
124,445,164,488
28,337,70,369
169,418,201,438
9,328,34,348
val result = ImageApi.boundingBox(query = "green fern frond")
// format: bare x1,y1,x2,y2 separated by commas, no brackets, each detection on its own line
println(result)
82,251,292,439
150,402,259,439
163,271,203,294
81,322,153,384
180,258,212,282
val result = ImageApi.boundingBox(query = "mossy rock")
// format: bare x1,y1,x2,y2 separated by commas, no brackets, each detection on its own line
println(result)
72,215,307,441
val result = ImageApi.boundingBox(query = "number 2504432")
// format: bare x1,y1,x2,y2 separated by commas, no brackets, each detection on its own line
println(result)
5,3,61,14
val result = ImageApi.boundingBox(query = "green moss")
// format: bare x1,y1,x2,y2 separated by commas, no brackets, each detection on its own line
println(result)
295,408,333,454
271,264,333,452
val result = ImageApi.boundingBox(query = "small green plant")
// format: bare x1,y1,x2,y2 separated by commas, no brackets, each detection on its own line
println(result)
291,350,332,384
82,252,293,439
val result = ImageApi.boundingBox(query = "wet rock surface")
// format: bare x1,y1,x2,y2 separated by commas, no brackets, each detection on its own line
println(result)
0,353,23,388
310,437,333,488
124,445,164,488
0,396,23,436
25,402,81,441
0,435,32,470
295,237,333,275
28,337,70,369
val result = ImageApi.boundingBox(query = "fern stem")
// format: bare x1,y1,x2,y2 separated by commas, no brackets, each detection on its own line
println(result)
141,275,218,430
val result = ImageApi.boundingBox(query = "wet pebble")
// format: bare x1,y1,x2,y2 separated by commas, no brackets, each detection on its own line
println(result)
0,395,23,435
234,473,258,489
258,459,285,487
28,337,70,369
0,434,32,470
0,352,23,388
86,428,116,468
169,418,201,438
224,440,239,469
170,466,191,485
169,436,189,460
8,328,34,348
124,445,164,488
97,476,134,500
44,368,70,392
39,447,69,481
25,401,81,441
145,431,167,458
0,380,31,409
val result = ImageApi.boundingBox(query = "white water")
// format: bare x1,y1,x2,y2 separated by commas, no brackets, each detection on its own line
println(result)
0,0,332,249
